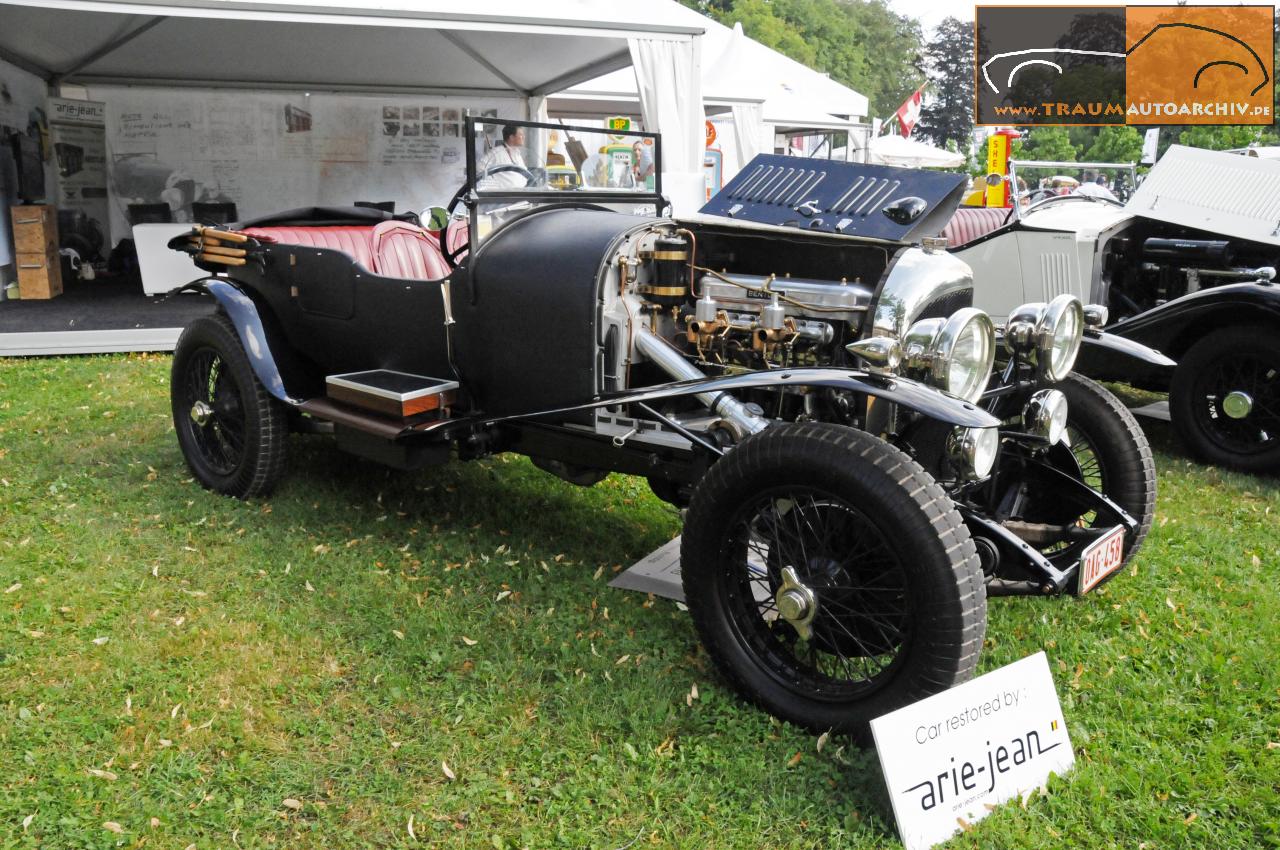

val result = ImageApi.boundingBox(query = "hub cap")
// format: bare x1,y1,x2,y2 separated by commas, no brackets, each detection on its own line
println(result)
190,400,213,426
775,566,818,640
1223,391,1253,420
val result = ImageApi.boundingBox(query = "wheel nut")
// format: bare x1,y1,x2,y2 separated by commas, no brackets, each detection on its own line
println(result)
190,401,213,426
777,589,810,621
1223,391,1253,420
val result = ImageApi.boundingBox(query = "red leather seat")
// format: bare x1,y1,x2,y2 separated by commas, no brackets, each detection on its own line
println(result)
241,225,377,271
371,221,450,280
941,207,1009,247
241,222,451,281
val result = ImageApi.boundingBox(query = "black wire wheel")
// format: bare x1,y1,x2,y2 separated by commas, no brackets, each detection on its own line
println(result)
681,422,985,737
1037,373,1157,571
171,312,288,499
1170,326,1280,474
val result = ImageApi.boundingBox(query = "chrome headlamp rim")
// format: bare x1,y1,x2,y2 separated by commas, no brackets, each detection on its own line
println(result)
947,425,1000,481
929,308,996,403
1035,294,1084,382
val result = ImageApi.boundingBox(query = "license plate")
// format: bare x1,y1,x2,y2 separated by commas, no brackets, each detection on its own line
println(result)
1078,525,1126,594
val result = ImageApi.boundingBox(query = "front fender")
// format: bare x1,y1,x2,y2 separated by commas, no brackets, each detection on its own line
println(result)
1106,281,1280,365
1075,330,1176,391
172,278,303,405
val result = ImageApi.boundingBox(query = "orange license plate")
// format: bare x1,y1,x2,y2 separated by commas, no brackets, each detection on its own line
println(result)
1079,525,1126,594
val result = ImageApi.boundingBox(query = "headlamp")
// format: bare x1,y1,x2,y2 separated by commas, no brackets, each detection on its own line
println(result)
902,308,996,403
1004,294,1084,382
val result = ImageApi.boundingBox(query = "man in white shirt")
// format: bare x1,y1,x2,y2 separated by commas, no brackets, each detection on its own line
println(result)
477,124,529,190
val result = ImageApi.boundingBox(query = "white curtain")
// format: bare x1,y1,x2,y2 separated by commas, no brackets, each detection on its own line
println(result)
730,101,767,167
629,35,704,214
526,94,550,169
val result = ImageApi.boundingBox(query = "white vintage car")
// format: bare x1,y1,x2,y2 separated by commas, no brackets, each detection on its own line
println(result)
948,146,1280,473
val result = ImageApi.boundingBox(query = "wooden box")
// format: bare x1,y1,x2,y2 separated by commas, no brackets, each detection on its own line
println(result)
10,205,62,300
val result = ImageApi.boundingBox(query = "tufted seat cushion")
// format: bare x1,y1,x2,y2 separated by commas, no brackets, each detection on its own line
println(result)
241,225,378,271
241,222,450,281
370,221,450,280
941,207,1010,247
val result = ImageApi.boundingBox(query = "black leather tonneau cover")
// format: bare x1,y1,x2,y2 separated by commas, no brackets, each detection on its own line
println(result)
231,205,416,229
700,154,966,242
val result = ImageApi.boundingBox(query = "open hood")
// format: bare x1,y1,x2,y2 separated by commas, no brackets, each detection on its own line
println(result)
1126,145,1280,248
699,154,967,242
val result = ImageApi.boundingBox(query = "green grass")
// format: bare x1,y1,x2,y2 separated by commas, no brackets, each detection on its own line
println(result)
0,353,1277,849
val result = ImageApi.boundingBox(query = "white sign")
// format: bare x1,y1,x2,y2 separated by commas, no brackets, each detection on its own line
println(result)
48,97,106,127
870,652,1074,850
1141,128,1160,165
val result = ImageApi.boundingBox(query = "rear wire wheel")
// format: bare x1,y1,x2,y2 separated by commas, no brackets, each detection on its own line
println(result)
681,422,985,737
171,312,288,499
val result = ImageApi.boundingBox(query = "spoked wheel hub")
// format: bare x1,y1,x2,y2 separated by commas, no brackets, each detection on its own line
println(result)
1222,390,1253,420
190,400,214,426
775,566,818,640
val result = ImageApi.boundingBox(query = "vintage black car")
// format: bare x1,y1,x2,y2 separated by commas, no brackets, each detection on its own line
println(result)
166,118,1155,736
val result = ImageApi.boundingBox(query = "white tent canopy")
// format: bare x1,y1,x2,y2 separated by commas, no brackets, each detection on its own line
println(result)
0,0,703,98
867,134,964,169
552,15,868,131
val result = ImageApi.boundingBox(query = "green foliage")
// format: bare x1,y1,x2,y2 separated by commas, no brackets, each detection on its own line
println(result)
1177,125,1279,151
1084,127,1143,163
917,16,974,150
1,355,1278,848
680,0,925,119
1013,127,1079,162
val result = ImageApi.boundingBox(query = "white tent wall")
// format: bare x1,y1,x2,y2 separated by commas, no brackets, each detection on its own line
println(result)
0,56,55,275
82,84,521,243
628,36,703,214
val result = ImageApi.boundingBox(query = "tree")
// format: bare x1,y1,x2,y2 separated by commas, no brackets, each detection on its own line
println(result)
1177,125,1278,151
1013,127,1078,162
916,17,974,149
1084,127,1143,162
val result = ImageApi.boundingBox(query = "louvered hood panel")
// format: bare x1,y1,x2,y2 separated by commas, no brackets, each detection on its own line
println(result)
700,154,967,243
1127,145,1280,248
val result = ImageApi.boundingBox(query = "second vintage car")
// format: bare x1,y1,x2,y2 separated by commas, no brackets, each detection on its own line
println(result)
950,147,1280,473
165,119,1154,736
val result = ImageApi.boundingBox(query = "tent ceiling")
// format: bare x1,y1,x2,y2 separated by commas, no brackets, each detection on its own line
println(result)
0,0,702,96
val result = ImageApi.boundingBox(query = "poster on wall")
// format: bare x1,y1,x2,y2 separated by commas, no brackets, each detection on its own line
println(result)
92,88,518,245
48,97,110,265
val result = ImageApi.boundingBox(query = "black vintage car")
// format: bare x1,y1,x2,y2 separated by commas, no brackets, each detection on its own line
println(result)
166,118,1155,736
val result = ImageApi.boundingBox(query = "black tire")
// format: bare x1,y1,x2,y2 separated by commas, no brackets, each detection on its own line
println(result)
680,422,985,737
1056,373,1157,565
1170,326,1280,473
171,312,288,499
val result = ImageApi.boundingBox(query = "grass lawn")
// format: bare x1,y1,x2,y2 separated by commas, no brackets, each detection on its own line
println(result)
0,353,1277,849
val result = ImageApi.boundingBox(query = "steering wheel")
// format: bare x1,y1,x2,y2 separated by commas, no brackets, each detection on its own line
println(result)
1022,192,1123,216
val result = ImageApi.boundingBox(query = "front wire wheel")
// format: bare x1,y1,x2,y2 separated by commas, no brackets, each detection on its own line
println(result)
681,423,986,737
1054,373,1156,565
171,312,288,499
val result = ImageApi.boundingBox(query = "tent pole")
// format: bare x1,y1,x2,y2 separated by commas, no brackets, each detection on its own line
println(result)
438,30,529,96
530,48,633,97
54,16,168,85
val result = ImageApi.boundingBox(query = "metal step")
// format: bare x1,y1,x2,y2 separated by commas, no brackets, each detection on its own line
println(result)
325,369,457,418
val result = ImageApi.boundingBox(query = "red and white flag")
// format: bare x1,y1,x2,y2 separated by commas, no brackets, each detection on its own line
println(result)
893,84,926,137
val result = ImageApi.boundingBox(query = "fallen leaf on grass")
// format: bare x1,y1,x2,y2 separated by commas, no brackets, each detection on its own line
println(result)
87,768,117,781
91,636,110,645
171,703,182,719
103,822,124,833
305,581,315,592
461,636,478,646
615,654,630,665
786,751,803,768
22,814,34,831
4,582,20,594
495,590,511,602
1252,555,1261,568
408,814,416,841
816,731,830,753
159,739,173,747
1184,812,1198,825
392,630,405,640
956,817,972,832
150,817,160,828
1266,741,1280,750
442,761,456,780
592,566,604,580
282,798,303,811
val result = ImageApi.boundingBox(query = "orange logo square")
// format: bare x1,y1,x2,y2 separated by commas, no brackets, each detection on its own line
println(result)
1125,6,1273,124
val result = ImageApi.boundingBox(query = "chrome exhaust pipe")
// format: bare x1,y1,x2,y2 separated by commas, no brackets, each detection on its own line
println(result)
634,324,767,437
